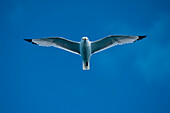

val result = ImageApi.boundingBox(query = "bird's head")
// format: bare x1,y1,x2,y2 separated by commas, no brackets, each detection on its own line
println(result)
82,37,88,40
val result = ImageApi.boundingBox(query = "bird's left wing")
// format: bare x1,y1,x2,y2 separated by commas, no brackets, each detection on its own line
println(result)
91,35,146,54
24,37,80,55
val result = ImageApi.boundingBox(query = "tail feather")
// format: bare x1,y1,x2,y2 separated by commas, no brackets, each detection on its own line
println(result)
83,61,90,70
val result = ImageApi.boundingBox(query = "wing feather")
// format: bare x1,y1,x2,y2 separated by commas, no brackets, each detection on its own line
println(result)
91,35,146,54
24,37,80,55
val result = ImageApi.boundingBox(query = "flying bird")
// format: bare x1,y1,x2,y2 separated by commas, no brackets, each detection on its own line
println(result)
24,35,146,70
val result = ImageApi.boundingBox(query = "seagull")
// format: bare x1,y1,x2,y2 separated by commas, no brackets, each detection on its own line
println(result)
24,35,146,70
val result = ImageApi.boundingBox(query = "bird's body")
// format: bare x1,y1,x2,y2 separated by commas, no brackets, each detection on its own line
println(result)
24,35,146,70
80,37,91,70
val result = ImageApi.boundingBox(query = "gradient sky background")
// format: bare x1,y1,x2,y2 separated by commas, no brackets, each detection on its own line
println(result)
1,0,170,113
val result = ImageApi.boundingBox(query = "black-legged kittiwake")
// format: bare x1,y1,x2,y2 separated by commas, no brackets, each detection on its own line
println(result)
24,35,146,70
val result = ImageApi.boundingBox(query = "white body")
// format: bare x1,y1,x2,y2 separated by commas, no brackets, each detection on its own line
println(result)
80,37,91,70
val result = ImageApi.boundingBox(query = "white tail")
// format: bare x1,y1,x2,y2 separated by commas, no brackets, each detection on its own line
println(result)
83,61,90,70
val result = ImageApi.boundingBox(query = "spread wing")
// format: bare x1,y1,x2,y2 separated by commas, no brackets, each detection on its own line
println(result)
91,35,146,54
24,37,80,55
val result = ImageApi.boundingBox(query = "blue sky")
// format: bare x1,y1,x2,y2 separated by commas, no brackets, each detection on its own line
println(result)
0,0,170,113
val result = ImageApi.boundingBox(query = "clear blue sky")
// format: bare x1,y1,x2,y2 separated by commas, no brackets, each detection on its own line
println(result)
0,0,170,113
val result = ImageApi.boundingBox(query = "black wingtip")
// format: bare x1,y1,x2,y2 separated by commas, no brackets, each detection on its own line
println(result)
24,39,37,45
137,35,147,41
24,39,32,42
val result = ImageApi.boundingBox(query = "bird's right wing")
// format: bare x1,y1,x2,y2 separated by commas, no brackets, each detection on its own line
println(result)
24,37,80,55
91,35,146,54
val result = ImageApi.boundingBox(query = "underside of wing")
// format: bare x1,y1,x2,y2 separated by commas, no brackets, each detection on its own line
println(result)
91,35,146,54
24,37,80,55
